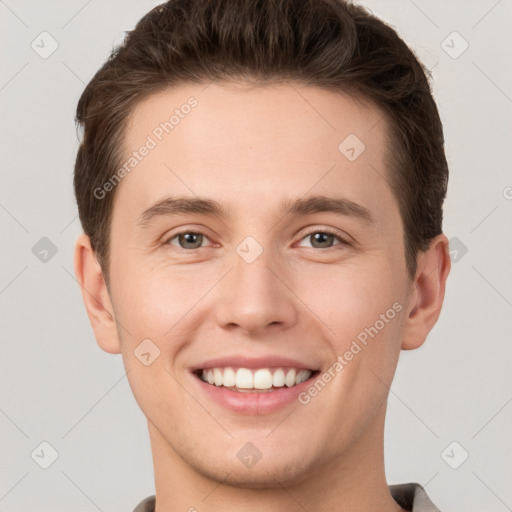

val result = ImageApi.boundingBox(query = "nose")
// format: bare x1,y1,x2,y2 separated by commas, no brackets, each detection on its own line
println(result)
214,247,299,336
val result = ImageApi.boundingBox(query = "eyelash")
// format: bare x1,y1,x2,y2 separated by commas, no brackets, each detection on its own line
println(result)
164,227,352,251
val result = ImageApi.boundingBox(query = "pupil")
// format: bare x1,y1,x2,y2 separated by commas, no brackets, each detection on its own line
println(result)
181,233,202,248
313,232,332,247
178,232,333,249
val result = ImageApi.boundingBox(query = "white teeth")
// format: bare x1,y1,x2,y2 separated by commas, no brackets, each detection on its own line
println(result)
199,367,312,390
285,369,296,387
235,368,253,389
295,369,310,385
272,368,285,387
253,369,273,389
213,368,223,386
223,367,236,387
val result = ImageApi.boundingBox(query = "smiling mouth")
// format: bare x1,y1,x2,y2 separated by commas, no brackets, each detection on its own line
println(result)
193,367,320,393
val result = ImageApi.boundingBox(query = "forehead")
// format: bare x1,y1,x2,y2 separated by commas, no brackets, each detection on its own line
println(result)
125,81,386,157
115,81,397,225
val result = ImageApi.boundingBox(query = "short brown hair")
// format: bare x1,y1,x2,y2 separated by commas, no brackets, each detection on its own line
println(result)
74,0,448,285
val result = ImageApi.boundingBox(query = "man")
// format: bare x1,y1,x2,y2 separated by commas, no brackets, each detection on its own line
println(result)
73,1,451,510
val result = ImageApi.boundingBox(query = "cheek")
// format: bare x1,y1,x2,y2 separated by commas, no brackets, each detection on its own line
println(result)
293,259,404,341
111,265,196,421
112,260,193,338
295,258,407,403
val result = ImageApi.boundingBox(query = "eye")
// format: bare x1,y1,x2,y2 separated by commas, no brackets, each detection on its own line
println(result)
297,229,351,249
166,231,211,250
164,228,351,251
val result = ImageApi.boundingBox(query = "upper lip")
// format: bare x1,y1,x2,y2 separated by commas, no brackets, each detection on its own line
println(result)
190,355,318,372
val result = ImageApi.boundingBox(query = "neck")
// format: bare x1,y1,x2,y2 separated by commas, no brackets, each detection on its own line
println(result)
149,403,405,512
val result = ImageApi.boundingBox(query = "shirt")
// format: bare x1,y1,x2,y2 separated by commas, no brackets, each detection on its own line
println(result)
132,482,440,511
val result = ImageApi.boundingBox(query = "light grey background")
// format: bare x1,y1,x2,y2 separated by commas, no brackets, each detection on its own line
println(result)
1,1,511,511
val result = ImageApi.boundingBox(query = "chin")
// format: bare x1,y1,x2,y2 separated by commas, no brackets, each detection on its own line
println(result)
190,453,315,489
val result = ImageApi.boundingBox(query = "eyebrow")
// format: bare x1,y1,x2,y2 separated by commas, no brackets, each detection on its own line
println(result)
137,194,375,228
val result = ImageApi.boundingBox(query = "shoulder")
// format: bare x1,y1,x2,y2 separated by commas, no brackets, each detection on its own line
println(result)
389,483,441,512
132,495,155,512
133,486,440,512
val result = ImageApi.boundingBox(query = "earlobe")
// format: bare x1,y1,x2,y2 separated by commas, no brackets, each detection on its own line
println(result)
74,234,121,354
401,234,451,350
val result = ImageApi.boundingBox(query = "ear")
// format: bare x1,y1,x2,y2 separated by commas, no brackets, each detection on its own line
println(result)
401,234,451,350
74,233,121,354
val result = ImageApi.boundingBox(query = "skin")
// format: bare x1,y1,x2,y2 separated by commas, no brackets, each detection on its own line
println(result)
75,81,450,512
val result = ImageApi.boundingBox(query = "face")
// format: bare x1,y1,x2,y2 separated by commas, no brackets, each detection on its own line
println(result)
98,82,416,486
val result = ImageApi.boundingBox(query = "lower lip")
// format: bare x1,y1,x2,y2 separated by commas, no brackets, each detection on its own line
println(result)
191,372,318,415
